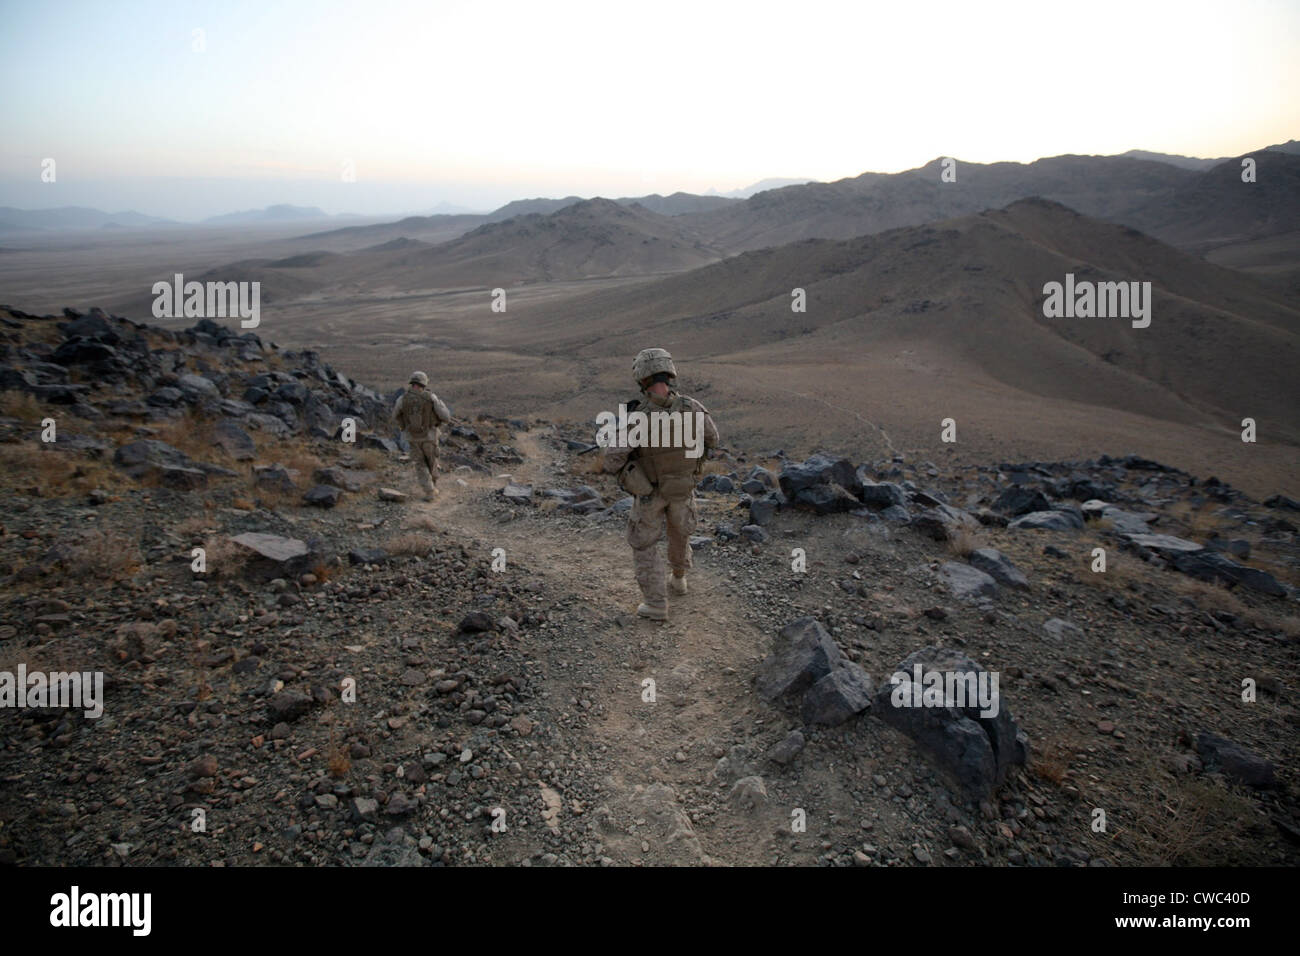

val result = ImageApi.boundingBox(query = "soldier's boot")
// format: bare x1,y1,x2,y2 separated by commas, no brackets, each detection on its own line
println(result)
417,469,435,501
633,543,668,620
637,602,668,621
669,571,687,595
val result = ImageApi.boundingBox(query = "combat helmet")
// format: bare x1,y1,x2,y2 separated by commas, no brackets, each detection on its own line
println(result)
409,371,429,387
633,348,676,390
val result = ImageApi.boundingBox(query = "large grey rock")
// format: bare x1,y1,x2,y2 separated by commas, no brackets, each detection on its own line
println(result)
912,504,978,541
267,690,314,723
360,831,425,867
0,367,37,391
874,647,1028,802
177,372,221,400
766,730,806,766
1043,617,1083,642
1009,510,1083,531
113,438,191,473
158,465,208,490
501,483,533,503
113,439,208,488
727,776,768,812
793,482,860,515
253,463,296,494
992,486,1050,516
246,412,291,436
211,420,255,461
313,466,374,492
1205,537,1250,560
881,504,911,523
749,493,780,526
778,454,862,498
274,381,309,405
801,663,874,725
230,533,309,562
1172,551,1286,596
756,617,843,701
859,480,907,509
1093,506,1154,535
940,561,998,600
1195,733,1276,788
303,484,342,508
58,311,120,344
146,386,184,407
52,339,120,366
1122,533,1203,556
967,548,1028,589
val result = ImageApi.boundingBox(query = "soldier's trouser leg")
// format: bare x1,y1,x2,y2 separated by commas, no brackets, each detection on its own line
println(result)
665,493,697,576
627,492,668,609
413,439,437,493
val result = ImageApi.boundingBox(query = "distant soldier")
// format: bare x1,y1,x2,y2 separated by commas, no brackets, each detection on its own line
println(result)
392,371,451,501
602,348,719,620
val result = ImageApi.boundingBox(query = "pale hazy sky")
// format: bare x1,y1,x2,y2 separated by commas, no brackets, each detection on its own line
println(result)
1,0,1296,219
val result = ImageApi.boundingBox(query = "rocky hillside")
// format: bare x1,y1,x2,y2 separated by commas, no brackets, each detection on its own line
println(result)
0,306,1296,867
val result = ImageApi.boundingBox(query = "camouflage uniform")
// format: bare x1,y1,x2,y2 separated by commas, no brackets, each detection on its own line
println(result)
392,373,451,498
603,351,719,618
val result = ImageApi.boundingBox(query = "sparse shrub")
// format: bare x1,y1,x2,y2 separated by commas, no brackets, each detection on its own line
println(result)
0,443,78,493
1031,738,1071,785
199,535,248,579
61,528,142,582
946,527,978,558
570,453,606,477
0,391,47,424
384,533,431,556
1121,755,1262,865
309,560,339,583
352,447,388,472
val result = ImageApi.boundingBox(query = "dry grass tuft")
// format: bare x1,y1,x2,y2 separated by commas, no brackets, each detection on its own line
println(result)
384,533,432,557
946,527,979,558
1030,737,1073,785
402,513,438,532
199,535,249,579
1118,755,1262,865
570,452,607,477
309,559,340,583
59,528,142,582
0,391,49,424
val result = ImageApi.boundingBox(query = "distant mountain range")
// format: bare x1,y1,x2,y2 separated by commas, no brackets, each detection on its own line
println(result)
126,138,1298,320
0,206,174,232
4,142,1296,243
201,204,362,225
705,177,817,198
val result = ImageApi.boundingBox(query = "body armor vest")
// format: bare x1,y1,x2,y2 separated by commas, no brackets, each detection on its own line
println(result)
634,392,703,488
396,389,440,439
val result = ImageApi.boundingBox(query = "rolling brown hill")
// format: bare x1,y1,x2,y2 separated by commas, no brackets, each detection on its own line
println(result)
674,154,1195,253
443,198,1299,493
1123,149,1300,252
158,197,730,307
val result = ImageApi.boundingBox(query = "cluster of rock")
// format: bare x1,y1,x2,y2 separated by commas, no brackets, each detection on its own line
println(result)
0,308,398,444
0,307,534,512
755,617,1029,802
689,449,1296,600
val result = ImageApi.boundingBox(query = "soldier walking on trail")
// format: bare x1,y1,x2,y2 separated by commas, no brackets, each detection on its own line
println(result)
602,348,719,621
392,371,451,501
